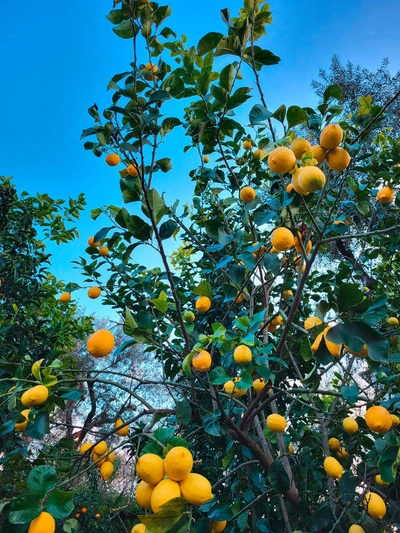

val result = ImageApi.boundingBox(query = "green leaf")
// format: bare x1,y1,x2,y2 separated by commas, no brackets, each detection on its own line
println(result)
144,189,168,224
235,371,253,390
45,489,74,519
157,158,172,173
208,504,234,521
210,367,230,385
9,494,41,524
323,85,343,102
287,106,308,128
60,390,83,401
310,503,334,533
43,375,57,386
327,322,389,362
219,64,234,92
268,459,290,492
63,518,79,533
250,47,280,67
226,87,252,110
27,466,57,498
228,264,246,285
120,178,142,204
112,19,137,39
148,90,172,104
316,300,330,319
159,220,178,240
338,471,357,503
362,294,387,325
193,281,212,298
126,214,152,241
357,95,373,115
150,290,169,313
341,384,359,405
175,399,192,426
249,104,272,125
337,283,364,312
378,446,399,483
31,359,43,381
356,200,370,217
106,9,128,25
272,104,286,123
161,117,182,137
153,426,175,444
202,412,221,436
197,32,223,55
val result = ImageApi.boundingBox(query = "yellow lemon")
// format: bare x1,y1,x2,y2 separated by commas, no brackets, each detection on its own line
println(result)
99,245,109,256
283,289,293,300
288,444,294,455
326,147,351,171
94,441,108,456
240,186,257,203
15,409,31,432
386,316,399,326
59,292,71,303
136,480,154,509
179,473,213,505
131,525,146,533
297,166,326,193
336,446,349,459
202,155,210,164
21,385,49,407
291,169,309,195
253,378,269,394
364,491,386,519
115,418,129,436
196,296,211,313
87,329,115,358
304,316,322,330
243,140,252,150
192,350,212,372
328,438,341,451
266,414,286,432
106,153,120,166
127,164,139,177
210,520,227,533
151,478,181,513
348,526,365,533
233,345,252,365
136,453,165,485
365,406,392,434
88,236,100,247
311,327,342,357
390,414,400,427
319,124,343,150
223,378,247,398
324,456,343,479
88,286,101,299
268,147,296,174
375,474,389,487
345,344,368,358
310,145,327,165
290,138,312,159
79,442,93,455
377,187,395,204
100,462,114,480
28,512,55,533
271,227,294,252
343,417,358,434
164,446,193,481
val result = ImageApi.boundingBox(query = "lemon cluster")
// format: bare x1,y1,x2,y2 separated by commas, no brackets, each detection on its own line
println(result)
80,441,115,481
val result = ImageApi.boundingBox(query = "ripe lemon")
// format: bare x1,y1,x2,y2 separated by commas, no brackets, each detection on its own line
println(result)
28,511,55,533
145,62,157,73
268,147,296,174
88,286,101,299
93,452,106,466
243,140,252,150
183,311,195,323
348,526,365,533
179,473,213,505
88,236,100,247
343,417,358,434
240,186,257,203
298,166,326,193
291,169,309,195
253,148,263,159
311,327,342,357
192,350,212,372
286,183,294,193
364,491,386,519
390,414,400,426
290,138,312,159
235,293,244,304
233,345,252,365
106,153,120,166
115,418,129,436
345,344,368,358
99,245,109,256
136,453,165,485
94,441,108,456
271,227,294,251
377,187,395,204
253,378,269,394
131,525,146,533
21,385,49,407
294,237,312,255
271,315,283,326
15,409,30,432
365,406,392,433
59,292,71,303
304,316,322,330
81,508,87,513
266,414,286,432
136,480,154,509
196,296,211,313
127,164,139,177
375,474,389,487
288,444,294,455
151,478,181,513
310,145,326,165
324,456,343,479
328,438,341,451
79,442,93,455
252,242,266,259
87,329,115,358
223,378,247,398
336,446,348,459
202,155,210,164
164,446,193,481
283,289,293,300
319,124,343,150
386,316,399,326
95,514,101,519
210,520,227,533
268,324,277,333
326,147,351,171
101,462,114,480
107,451,115,463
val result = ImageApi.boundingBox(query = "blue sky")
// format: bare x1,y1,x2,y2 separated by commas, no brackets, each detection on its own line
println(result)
1,0,399,315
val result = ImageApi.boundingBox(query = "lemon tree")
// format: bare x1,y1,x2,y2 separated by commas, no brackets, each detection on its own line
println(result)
2,1,400,533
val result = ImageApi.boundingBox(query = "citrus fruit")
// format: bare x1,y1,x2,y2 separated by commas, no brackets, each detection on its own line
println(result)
304,316,322,330
319,124,343,150
291,169,309,195
328,438,340,451
127,164,139,177
106,153,120,166
93,452,106,466
288,444,294,455
365,405,392,433
243,140,252,150
311,327,342,357
271,315,283,326
183,311,195,323
115,418,129,436
266,414,286,432
210,520,227,533
95,514,100,519
240,186,257,203
235,293,244,304
253,378,269,394
386,316,399,326
271,227,294,251
131,525,146,533
375,474,389,487
310,145,326,165
164,446,193,481
297,166,326,192
136,480,154,509
88,286,101,299
15,409,30,432
87,329,115,358
79,442,93,455
179,473,213,505
202,155,210,164
290,138,312,159
101,461,114,480
59,292,71,303
283,289,293,300
377,187,395,204
343,417,358,434
223,378,247,398
233,345,252,365
107,451,115,463
28,512,55,533
390,414,400,426
94,441,108,456
345,344,368,358
136,453,165,485
268,147,296,174
192,350,212,372
21,385,49,407
253,148,263,159
348,525,365,533
286,183,294,193
364,491,386,519
145,62,157,72
324,456,343,479
88,236,100,247
196,296,211,312
81,508,87,513
76,513,80,519
326,147,351,171
294,237,312,255
99,245,109,256
151,478,181,513
336,446,348,459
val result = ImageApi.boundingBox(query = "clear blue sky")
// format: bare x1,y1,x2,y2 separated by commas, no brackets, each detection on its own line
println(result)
1,0,399,314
